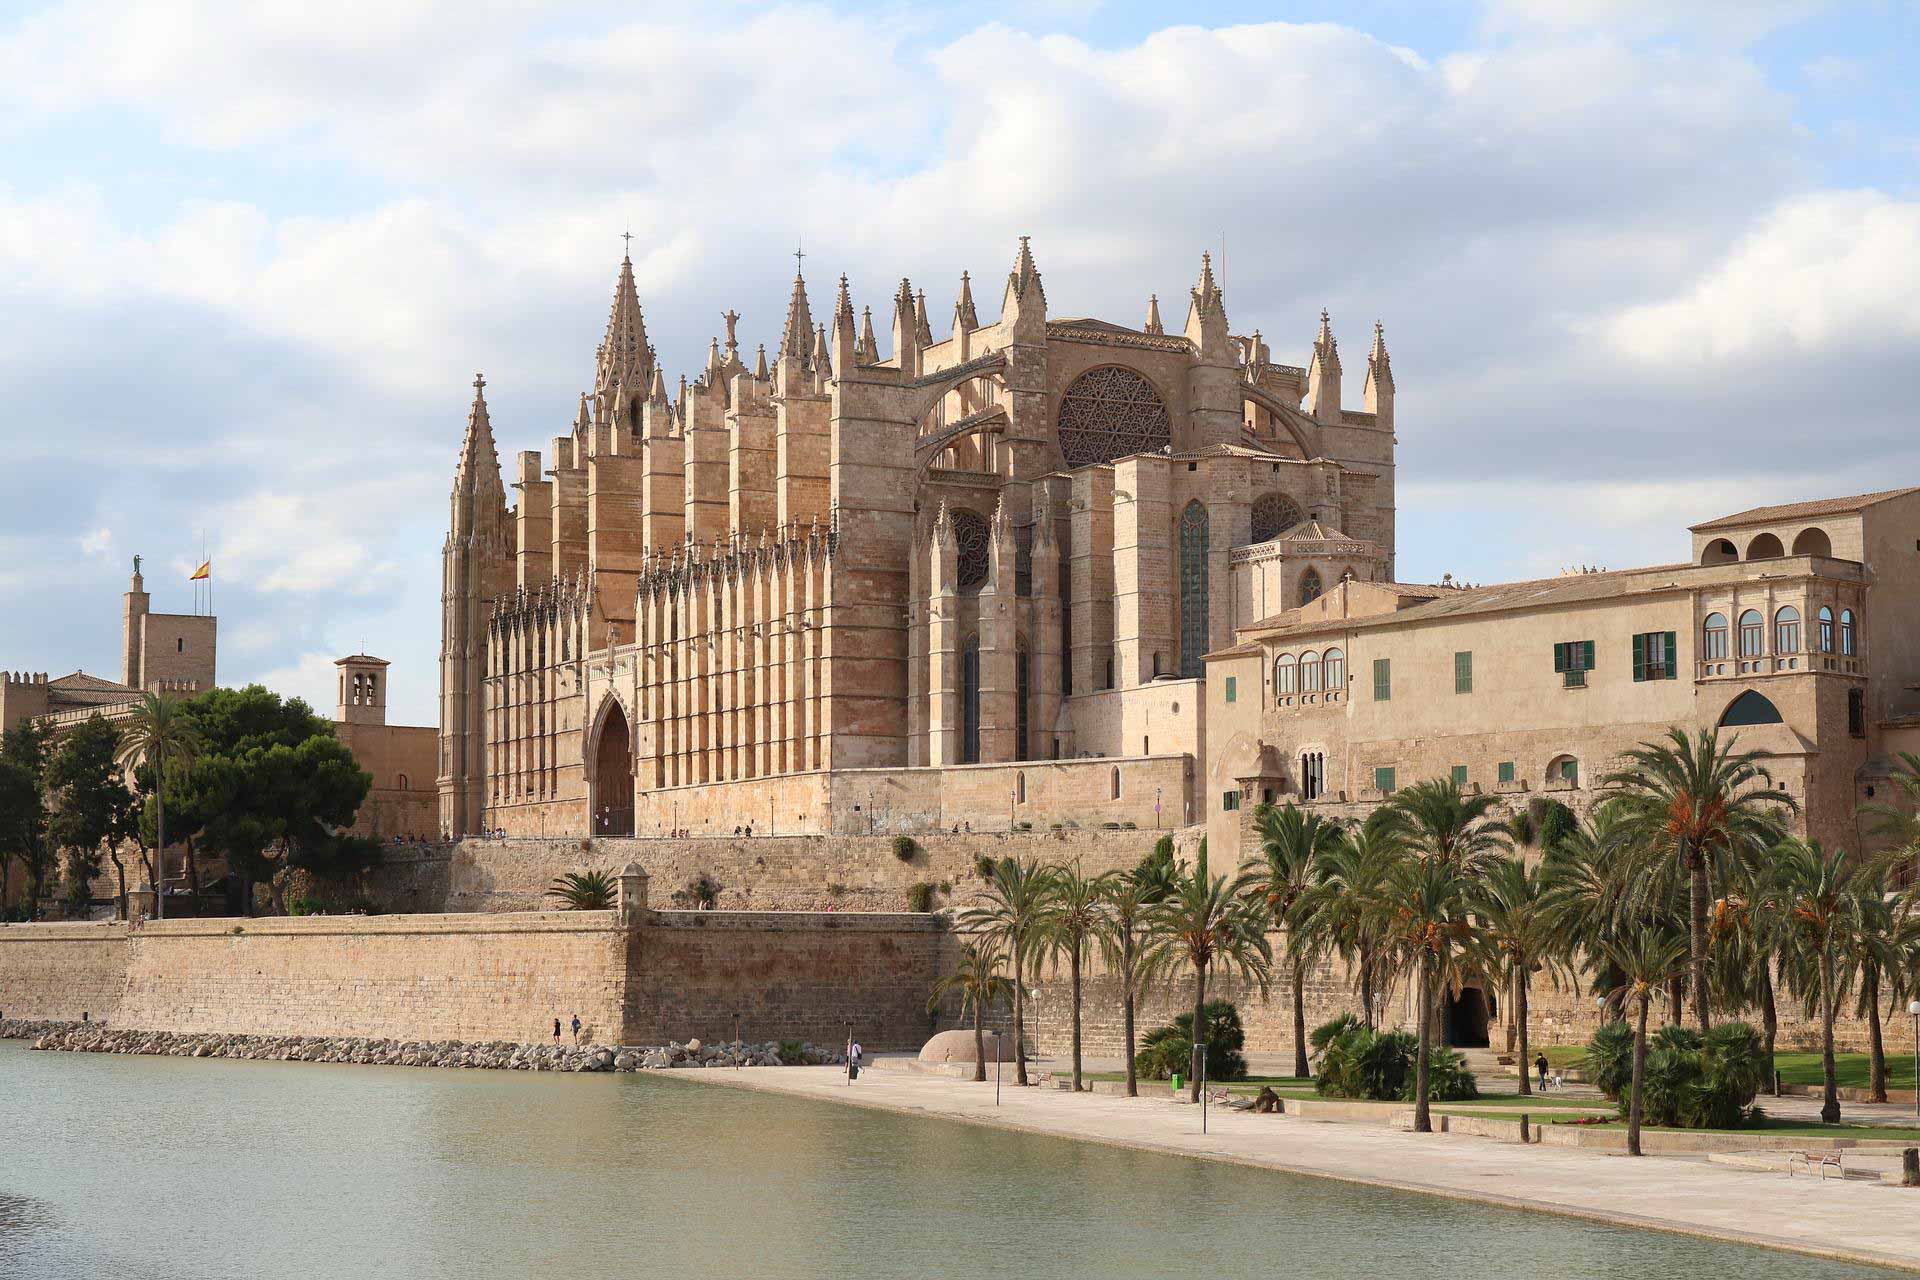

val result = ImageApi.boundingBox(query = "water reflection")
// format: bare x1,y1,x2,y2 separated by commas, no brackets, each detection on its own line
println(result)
0,1043,1898,1279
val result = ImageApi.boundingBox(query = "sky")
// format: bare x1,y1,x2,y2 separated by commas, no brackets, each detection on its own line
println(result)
1,0,1916,727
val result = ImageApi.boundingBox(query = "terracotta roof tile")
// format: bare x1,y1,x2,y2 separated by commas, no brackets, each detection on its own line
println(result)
1691,487,1920,532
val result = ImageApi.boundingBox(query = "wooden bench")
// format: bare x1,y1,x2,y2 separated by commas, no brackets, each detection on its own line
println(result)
1787,1150,1843,1180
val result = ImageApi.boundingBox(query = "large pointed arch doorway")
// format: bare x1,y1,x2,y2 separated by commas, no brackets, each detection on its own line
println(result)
592,699,635,835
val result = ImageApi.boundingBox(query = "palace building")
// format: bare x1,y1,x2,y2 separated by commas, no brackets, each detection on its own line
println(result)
440,239,1399,838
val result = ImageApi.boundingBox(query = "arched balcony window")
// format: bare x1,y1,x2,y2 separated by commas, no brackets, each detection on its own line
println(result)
1322,647,1345,693
1738,609,1764,658
1774,606,1801,654
1299,650,1322,694
1702,612,1729,661
1273,654,1297,697
1841,609,1857,656
1818,606,1835,653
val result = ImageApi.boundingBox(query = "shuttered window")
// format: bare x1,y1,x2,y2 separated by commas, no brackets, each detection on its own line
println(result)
1373,658,1391,701
1454,650,1473,694
1632,631,1679,682
1373,767,1396,794
1450,765,1468,787
1497,761,1516,784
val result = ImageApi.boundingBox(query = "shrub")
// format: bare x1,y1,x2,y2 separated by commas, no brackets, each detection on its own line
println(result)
1410,1045,1479,1102
1134,1001,1248,1082
1531,797,1578,850
1014,821,1034,832
975,854,998,880
892,835,916,861
670,873,722,910
1315,1023,1414,1100
1583,1019,1765,1128
1119,821,1136,829
288,897,319,917
906,882,937,912
777,1039,812,1065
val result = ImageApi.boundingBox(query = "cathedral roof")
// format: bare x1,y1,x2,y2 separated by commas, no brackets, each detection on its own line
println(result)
1691,487,1920,532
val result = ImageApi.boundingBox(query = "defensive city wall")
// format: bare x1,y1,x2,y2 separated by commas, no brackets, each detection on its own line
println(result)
0,876,950,1049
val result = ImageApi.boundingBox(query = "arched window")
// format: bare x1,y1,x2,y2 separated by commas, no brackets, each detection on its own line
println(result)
951,509,990,591
1016,771,1026,804
1273,654,1297,696
1300,567,1323,604
1110,767,1121,800
397,773,409,791
1746,532,1784,560
1720,690,1784,727
1015,645,1030,761
1774,606,1801,653
1547,755,1579,787
1322,647,1345,692
1056,366,1173,467
961,636,981,763
1841,609,1857,655
1702,612,1729,660
1792,527,1832,557
1818,606,1835,652
1738,609,1764,657
1299,650,1322,694
1250,492,1303,543
1701,538,1737,565
1178,501,1210,678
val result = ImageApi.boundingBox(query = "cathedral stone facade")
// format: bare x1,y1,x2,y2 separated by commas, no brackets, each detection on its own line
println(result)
439,239,1398,838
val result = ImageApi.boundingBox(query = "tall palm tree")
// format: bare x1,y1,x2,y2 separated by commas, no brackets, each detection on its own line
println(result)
1033,862,1109,1091
1243,803,1343,1077
1769,838,1867,1124
1311,812,1406,1029
1604,925,1689,1156
1144,857,1271,1102
1096,851,1176,1097
116,692,201,919
1604,727,1797,1032
1376,778,1506,1132
1860,751,1920,889
928,940,1015,1083
1469,857,1568,1096
1841,875,1903,1104
1541,804,1638,1016
959,856,1052,1086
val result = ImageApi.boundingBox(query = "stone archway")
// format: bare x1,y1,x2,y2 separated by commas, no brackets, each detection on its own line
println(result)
1443,985,1491,1048
591,699,634,835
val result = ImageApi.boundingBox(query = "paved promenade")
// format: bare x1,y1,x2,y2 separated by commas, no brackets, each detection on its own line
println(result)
680,1062,1920,1274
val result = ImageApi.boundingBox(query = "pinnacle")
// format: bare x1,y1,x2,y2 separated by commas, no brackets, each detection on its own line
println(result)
915,289,933,345
1144,293,1163,335
859,306,877,363
1009,235,1043,300
779,265,817,364
954,270,978,330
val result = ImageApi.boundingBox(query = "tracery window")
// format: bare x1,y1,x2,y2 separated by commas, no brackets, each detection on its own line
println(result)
1251,492,1303,544
1056,366,1173,468
952,508,990,591
1178,501,1210,678
1301,567,1323,604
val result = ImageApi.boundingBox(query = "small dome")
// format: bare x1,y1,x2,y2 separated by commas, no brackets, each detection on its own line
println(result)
918,1028,1013,1064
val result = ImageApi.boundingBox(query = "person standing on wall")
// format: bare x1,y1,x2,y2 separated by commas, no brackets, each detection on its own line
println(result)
571,1014,583,1046
553,1017,562,1044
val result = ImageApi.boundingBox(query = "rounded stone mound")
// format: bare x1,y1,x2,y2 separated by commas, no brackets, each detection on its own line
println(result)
918,1029,1012,1064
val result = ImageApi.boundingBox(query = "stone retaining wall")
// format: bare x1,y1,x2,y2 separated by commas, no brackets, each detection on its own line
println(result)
0,920,129,1022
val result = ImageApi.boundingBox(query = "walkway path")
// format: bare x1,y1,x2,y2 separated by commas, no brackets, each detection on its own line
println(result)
678,1062,1920,1274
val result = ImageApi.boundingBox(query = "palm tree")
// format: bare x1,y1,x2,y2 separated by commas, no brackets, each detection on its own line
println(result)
1604,925,1690,1156
1841,875,1903,1104
1469,857,1568,1096
1033,862,1109,1091
1243,803,1342,1078
116,692,201,919
546,869,617,909
1310,813,1405,1030
1769,838,1867,1124
1376,779,1506,1132
959,857,1052,1086
1860,750,1920,889
1144,854,1271,1102
1604,727,1797,1032
1096,852,1175,1097
928,940,1015,1082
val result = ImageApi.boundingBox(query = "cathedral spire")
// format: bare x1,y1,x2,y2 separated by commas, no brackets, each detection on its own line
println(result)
458,373,499,479
778,264,816,365
831,273,857,373
1363,320,1393,425
1144,293,1163,334
596,250,650,401
953,270,978,332
1192,251,1223,318
859,306,877,365
1307,308,1344,426
1008,235,1044,304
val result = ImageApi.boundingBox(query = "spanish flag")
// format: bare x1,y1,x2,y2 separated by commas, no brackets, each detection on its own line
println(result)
189,560,212,581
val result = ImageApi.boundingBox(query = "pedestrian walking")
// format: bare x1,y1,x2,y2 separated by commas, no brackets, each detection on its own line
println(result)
1535,1052,1549,1091
849,1038,864,1082
553,1017,562,1044
571,1013,583,1046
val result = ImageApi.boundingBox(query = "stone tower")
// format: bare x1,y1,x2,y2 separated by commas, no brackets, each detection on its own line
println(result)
335,653,389,726
438,374,514,837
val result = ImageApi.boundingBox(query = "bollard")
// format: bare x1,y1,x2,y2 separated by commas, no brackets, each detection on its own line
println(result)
1903,1148,1919,1188
1519,1113,1530,1144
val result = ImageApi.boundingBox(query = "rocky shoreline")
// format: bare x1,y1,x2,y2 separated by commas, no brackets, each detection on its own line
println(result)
4,1020,844,1073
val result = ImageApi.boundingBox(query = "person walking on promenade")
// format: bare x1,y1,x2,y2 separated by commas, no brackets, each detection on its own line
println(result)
553,1017,562,1044
849,1038,864,1082
571,1014,583,1046
1535,1052,1549,1091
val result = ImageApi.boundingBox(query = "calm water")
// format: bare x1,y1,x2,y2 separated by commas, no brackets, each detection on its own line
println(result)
0,1041,1897,1279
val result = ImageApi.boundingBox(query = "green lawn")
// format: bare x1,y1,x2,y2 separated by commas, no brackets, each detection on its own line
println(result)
1775,1052,1916,1091
1549,1114,1920,1141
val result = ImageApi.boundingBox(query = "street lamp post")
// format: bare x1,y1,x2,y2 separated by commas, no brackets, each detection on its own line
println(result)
1909,1001,1920,1120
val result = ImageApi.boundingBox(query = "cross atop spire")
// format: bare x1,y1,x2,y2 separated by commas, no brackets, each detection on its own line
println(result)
621,228,633,259
473,372,486,393
778,261,816,365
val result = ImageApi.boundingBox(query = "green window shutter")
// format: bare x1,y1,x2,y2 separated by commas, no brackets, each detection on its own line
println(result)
1631,632,1646,682
1373,658,1391,701
1454,650,1472,694
1374,767,1396,793
1450,764,1468,787
1553,642,1567,673
1224,676,1237,703
1498,760,1516,784
1582,639,1595,671
1665,631,1678,679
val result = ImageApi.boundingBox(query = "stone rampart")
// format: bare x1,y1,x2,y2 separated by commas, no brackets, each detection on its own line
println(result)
369,826,1205,916
0,920,130,1021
